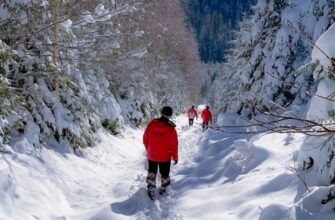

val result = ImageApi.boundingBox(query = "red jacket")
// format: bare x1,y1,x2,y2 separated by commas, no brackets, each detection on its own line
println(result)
187,108,198,119
201,109,212,123
143,117,178,162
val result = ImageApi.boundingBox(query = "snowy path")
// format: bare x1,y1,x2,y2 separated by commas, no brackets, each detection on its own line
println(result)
72,117,205,220
169,122,304,220
0,116,306,220
67,116,305,220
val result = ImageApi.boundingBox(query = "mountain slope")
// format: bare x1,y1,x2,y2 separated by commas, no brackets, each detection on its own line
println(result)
185,0,256,62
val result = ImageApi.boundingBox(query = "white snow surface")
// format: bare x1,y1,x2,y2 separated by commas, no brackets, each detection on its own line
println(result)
306,78,335,120
0,115,332,219
312,23,335,69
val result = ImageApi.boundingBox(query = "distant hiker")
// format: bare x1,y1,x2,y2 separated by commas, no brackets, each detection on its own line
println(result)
143,106,179,200
187,105,198,126
201,106,212,130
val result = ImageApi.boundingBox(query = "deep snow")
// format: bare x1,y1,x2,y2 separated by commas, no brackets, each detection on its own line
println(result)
3,114,330,220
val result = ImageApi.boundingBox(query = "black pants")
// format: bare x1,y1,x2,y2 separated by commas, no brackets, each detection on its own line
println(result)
148,160,171,178
146,160,171,189
202,122,209,130
189,118,194,126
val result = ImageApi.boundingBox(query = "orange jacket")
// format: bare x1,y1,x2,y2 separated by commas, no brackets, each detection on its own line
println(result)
143,117,178,162
201,109,212,123
187,108,198,119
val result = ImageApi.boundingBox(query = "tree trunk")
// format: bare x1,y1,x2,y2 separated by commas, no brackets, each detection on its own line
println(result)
50,0,61,92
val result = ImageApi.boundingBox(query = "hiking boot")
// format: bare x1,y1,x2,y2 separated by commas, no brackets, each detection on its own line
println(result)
147,185,156,200
161,177,170,188
159,187,166,195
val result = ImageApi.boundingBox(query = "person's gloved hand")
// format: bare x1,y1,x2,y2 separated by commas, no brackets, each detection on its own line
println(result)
173,160,178,165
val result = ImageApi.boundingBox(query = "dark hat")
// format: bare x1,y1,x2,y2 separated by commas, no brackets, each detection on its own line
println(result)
161,106,173,116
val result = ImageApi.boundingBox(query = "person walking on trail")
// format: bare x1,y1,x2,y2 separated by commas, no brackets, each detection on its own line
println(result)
187,105,198,126
201,106,212,130
143,106,178,200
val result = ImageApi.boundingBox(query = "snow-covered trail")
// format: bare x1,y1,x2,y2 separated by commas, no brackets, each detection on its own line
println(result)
68,116,303,220
0,115,306,220
71,116,205,220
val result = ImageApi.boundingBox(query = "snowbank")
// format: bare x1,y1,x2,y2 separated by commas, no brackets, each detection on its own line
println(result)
0,128,145,220
306,78,335,120
296,22,335,219
217,112,247,127
312,23,335,69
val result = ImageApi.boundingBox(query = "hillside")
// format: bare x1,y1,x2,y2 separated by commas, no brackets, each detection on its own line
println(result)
185,0,256,62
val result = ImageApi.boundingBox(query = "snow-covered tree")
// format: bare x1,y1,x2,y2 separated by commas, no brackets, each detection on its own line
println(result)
0,0,201,152
107,0,201,125
185,0,257,62
294,22,335,215
209,0,335,118
206,0,335,214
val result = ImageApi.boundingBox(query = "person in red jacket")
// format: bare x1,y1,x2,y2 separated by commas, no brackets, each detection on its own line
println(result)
201,106,212,130
187,105,198,126
143,106,178,199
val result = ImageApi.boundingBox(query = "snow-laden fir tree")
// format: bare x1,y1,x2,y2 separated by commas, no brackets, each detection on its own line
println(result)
209,0,335,118
185,0,257,62
295,23,335,214
207,0,335,214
